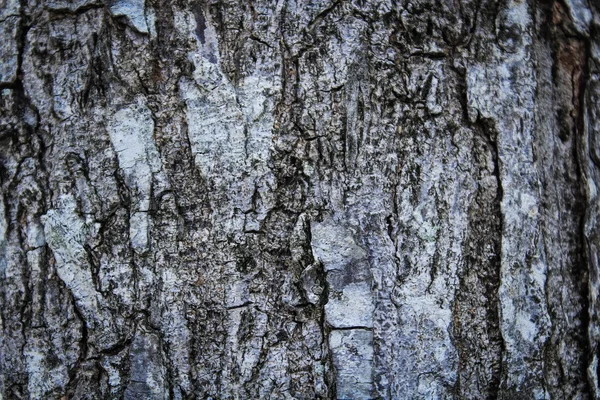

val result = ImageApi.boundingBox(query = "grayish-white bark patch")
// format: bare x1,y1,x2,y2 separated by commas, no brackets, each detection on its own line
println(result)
0,0,598,398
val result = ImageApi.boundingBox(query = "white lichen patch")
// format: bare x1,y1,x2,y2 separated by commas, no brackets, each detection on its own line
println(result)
24,341,67,400
310,220,367,272
223,307,269,388
108,100,161,253
519,192,539,218
25,218,46,249
0,0,20,84
311,217,375,395
562,0,592,35
177,8,238,163
425,74,443,115
0,198,7,252
124,327,167,400
0,18,19,85
325,282,374,328
41,194,99,320
226,279,250,309
329,329,374,400
110,0,152,34
178,8,281,243
179,78,245,180
466,0,551,393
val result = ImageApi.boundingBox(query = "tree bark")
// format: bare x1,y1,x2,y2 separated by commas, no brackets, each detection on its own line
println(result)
0,0,598,398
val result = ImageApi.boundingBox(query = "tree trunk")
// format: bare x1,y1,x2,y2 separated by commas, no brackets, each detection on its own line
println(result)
0,0,598,398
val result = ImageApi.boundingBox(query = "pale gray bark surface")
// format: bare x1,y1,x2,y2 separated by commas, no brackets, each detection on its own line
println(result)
0,0,599,399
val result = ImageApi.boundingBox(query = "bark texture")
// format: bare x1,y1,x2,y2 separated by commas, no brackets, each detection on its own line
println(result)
0,0,599,399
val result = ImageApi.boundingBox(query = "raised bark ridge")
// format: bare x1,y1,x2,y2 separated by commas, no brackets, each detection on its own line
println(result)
0,0,598,399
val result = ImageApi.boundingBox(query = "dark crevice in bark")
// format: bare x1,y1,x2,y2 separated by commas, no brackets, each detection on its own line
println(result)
46,3,105,17
453,60,504,397
306,0,342,32
226,302,253,310
320,288,336,400
100,336,133,357
542,1,594,395
484,117,505,399
573,41,594,400
64,286,90,396
158,329,177,400
6,1,45,395
576,24,596,399
329,326,373,331
305,217,336,399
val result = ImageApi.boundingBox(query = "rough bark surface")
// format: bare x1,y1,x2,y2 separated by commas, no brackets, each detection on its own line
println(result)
0,0,598,399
